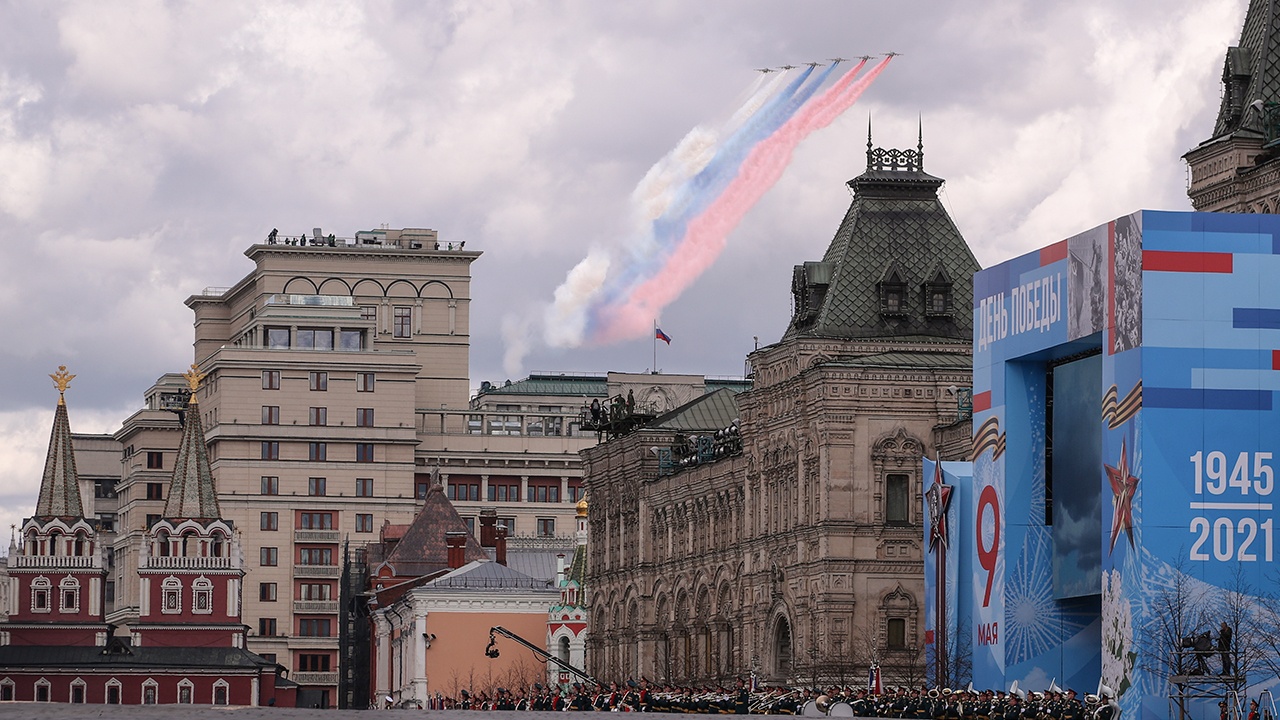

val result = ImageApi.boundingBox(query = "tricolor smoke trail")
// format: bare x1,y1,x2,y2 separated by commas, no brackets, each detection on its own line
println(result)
538,56,893,357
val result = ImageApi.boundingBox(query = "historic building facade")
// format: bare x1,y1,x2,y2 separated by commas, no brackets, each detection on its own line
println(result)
583,137,979,687
0,368,289,707
1185,0,1280,212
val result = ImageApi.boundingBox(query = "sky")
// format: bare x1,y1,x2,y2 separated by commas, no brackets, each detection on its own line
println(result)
0,0,1248,530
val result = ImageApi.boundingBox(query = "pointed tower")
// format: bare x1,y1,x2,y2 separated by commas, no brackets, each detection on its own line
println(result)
546,494,589,687
1185,0,1280,212
2,366,109,646
134,364,245,649
783,123,979,342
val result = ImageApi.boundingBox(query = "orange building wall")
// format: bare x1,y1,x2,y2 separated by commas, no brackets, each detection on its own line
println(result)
424,610,551,695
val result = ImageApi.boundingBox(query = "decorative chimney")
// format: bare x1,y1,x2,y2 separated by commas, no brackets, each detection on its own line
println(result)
494,526,508,566
445,531,467,569
478,508,498,548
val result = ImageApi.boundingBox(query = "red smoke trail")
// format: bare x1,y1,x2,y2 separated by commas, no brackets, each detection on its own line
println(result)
593,56,893,343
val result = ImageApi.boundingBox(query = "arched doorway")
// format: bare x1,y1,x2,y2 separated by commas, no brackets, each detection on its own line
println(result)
773,616,793,680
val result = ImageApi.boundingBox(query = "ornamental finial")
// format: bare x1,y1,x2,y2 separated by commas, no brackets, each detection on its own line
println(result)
183,364,207,401
50,365,75,405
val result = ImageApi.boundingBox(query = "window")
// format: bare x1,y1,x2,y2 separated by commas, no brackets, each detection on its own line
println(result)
298,654,331,672
261,476,279,495
309,443,327,462
886,474,910,524
266,327,290,349
261,441,280,460
105,581,115,604
393,306,412,338
146,451,163,469
35,681,49,702
192,577,213,614
356,478,374,497
568,483,584,502
357,372,375,392
487,415,522,435
259,617,277,636
339,329,362,351
309,371,328,391
146,513,161,528
31,577,50,613
146,482,164,500
463,517,476,537
213,683,228,706
95,478,117,498
296,328,333,350
143,684,157,705
356,443,374,462
259,582,277,602
887,618,907,649
537,518,556,537
497,517,516,535
299,618,332,637
309,407,327,426
879,270,908,317
467,414,483,434
0,681,13,701
308,477,327,497
360,305,377,322
262,405,280,425
528,483,560,503
59,576,80,613
924,270,953,317
300,512,333,530
260,512,279,531
356,513,374,533
262,370,281,390
161,577,182,614
356,408,374,427
106,683,120,704
448,483,480,501
260,547,278,566
416,480,430,499
299,548,334,565
70,681,85,704
488,482,519,502
178,682,193,704
300,583,332,600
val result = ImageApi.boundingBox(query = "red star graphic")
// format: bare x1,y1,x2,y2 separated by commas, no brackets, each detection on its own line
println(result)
926,460,953,553
1105,437,1139,554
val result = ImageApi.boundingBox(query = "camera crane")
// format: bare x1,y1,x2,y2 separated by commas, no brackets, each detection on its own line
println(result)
484,626,596,686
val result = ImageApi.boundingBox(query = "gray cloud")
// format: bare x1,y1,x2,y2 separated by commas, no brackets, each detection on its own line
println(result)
0,0,1247,521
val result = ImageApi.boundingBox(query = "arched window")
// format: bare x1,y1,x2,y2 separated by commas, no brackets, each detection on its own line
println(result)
212,680,229,705
177,678,194,704
161,576,182,615
0,678,14,701
69,678,86,704
156,530,172,557
34,678,51,702
104,678,122,705
30,576,51,613
59,576,81,613
142,679,158,704
192,577,214,615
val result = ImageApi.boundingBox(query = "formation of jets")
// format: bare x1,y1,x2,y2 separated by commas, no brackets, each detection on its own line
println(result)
755,53,899,73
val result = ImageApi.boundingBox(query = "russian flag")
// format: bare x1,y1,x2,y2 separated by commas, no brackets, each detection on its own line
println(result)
655,328,672,344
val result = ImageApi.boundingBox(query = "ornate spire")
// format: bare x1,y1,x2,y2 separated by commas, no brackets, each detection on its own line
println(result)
35,366,84,519
163,370,221,522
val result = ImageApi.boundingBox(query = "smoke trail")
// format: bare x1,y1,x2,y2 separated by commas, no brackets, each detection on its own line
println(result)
592,57,893,343
544,69,799,349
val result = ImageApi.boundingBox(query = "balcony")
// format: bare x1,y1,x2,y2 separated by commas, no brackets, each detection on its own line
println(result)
292,672,339,686
294,530,341,543
293,565,341,579
293,600,339,614
143,555,234,570
7,554,101,569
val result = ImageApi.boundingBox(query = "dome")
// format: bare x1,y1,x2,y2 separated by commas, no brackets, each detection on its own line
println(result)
575,494,589,518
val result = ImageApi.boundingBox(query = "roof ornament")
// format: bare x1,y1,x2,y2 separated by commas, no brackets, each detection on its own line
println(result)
182,363,207,403
49,365,75,405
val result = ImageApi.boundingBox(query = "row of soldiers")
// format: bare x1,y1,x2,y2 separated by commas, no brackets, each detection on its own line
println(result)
412,679,1121,718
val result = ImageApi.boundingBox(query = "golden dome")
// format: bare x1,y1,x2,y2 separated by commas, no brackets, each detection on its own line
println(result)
576,494,589,518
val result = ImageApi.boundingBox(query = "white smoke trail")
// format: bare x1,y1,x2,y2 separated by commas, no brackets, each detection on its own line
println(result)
542,247,611,348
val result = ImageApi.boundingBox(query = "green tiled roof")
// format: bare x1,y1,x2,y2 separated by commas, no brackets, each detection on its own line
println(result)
476,374,607,398
35,399,84,520
706,378,753,394
164,397,222,522
783,156,980,343
652,388,740,432
1213,0,1280,138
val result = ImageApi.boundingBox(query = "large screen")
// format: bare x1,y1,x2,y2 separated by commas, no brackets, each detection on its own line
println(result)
1050,352,1102,599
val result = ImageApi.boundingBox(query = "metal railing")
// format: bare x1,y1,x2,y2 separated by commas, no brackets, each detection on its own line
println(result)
294,600,340,614
293,565,341,579
294,530,342,543
143,555,235,570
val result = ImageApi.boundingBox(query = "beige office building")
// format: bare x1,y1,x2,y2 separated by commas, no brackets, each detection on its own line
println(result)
84,229,601,707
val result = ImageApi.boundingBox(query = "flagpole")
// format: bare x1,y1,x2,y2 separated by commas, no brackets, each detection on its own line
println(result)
653,319,657,374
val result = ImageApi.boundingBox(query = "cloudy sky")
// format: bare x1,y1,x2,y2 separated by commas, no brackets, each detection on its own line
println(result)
0,0,1247,528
